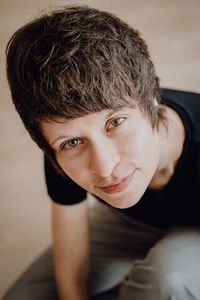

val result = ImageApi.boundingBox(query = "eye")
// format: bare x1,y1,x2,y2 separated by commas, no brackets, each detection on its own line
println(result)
60,138,82,151
108,117,126,129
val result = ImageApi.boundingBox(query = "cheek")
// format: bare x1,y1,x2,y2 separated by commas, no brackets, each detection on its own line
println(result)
139,134,160,170
121,127,151,154
125,126,159,166
56,155,89,187
56,154,78,177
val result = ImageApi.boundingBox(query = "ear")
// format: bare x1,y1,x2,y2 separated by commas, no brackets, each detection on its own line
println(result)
153,97,159,107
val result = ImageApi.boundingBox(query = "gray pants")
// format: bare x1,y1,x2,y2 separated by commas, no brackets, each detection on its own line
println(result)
3,200,200,300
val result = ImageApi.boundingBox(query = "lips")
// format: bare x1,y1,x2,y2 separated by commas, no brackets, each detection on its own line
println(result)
98,171,135,194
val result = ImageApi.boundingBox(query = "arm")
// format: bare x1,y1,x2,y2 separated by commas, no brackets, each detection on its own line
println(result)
52,199,90,300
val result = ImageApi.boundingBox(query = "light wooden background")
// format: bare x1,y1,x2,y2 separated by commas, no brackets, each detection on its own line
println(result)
0,0,200,298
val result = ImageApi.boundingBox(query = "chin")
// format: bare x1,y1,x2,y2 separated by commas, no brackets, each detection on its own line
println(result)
94,171,152,209
103,182,149,209
101,191,141,209
107,198,140,209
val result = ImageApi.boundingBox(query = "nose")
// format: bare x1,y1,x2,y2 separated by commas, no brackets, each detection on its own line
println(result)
89,139,120,178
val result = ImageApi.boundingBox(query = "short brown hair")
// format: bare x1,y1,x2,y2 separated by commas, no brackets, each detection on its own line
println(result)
6,5,163,174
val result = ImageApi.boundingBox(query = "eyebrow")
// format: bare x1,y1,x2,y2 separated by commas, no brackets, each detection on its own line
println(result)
50,109,121,147
50,135,71,147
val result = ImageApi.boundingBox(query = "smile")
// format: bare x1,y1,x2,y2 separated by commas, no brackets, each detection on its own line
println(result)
98,171,135,194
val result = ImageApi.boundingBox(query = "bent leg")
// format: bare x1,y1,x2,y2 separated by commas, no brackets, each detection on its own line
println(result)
2,248,58,300
119,227,200,300
89,200,163,295
2,200,163,300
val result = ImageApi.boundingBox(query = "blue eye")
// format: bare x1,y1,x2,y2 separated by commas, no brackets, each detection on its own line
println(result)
61,138,82,150
108,117,126,129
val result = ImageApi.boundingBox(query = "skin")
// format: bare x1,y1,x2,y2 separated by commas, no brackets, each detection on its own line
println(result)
41,103,185,209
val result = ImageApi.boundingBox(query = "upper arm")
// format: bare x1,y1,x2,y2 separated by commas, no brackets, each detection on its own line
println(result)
51,200,90,299
44,155,87,205
44,156,90,295
52,200,90,275
44,154,90,272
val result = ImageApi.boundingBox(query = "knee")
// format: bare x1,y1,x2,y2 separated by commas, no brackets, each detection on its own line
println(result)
142,246,187,298
157,271,184,298
119,258,186,300
2,283,58,300
3,285,29,300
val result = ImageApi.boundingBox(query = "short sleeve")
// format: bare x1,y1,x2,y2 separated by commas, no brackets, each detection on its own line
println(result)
44,155,87,205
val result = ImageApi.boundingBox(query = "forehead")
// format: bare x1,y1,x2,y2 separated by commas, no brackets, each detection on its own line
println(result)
40,109,119,141
41,109,116,130
40,105,150,146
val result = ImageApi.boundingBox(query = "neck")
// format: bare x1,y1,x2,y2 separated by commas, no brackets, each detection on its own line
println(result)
149,105,185,190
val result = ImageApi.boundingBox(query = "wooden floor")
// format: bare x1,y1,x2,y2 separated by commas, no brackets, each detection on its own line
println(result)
0,0,200,298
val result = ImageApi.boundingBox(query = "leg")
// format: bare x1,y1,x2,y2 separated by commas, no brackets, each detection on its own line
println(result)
2,246,118,300
2,200,163,300
2,248,58,300
89,200,163,296
119,227,200,300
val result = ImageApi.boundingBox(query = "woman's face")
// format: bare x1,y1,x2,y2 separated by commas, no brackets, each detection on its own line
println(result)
41,106,161,209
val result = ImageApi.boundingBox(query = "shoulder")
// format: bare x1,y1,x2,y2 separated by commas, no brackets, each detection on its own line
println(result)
161,88,200,140
44,156,87,205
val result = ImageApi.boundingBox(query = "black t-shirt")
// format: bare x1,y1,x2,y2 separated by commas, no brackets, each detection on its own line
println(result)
44,89,200,229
